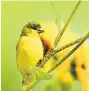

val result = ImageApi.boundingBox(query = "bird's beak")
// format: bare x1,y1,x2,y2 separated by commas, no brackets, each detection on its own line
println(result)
37,28,44,33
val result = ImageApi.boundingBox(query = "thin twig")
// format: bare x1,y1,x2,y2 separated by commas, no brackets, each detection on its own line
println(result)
36,36,83,68
54,1,81,47
53,36,84,54
48,32,89,73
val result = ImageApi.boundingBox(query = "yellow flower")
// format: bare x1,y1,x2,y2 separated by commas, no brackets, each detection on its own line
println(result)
76,67,89,91
54,27,78,83
75,43,89,91
40,21,58,49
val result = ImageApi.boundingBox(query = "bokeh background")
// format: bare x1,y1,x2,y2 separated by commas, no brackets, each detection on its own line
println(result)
2,1,89,91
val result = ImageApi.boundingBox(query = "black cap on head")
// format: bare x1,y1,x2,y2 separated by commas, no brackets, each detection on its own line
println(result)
27,21,44,33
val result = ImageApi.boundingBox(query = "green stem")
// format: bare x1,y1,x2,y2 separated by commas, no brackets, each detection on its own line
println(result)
48,32,89,73
36,36,83,68
53,36,84,55
54,1,81,47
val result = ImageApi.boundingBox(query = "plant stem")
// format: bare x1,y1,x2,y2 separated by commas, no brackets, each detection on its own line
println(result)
36,36,83,68
47,32,89,73
54,36,83,54
54,1,81,47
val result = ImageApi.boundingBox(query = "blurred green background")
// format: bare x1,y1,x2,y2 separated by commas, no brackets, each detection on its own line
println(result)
1,1,89,91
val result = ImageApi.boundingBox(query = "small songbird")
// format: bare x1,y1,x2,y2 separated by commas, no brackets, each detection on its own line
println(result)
16,22,52,91
16,21,44,76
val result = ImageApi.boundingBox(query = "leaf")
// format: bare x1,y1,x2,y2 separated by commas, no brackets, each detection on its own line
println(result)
31,67,52,80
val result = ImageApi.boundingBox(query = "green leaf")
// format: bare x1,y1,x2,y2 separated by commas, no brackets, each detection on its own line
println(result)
31,67,52,80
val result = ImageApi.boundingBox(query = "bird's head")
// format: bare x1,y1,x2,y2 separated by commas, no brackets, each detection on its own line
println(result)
21,21,44,36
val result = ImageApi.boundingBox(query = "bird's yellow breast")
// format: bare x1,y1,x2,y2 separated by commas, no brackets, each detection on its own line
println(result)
16,36,43,74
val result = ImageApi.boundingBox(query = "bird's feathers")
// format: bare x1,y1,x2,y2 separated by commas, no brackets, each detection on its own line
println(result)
16,36,43,74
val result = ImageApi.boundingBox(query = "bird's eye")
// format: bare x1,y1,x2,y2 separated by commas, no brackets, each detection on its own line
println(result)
32,24,37,29
32,24,41,30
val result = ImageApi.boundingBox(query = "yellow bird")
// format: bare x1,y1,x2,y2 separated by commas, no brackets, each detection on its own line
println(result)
16,22,52,91
16,21,44,77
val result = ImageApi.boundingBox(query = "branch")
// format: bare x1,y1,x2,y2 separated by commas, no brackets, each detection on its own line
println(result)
47,32,89,73
36,36,83,68
54,0,81,47
53,36,84,55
